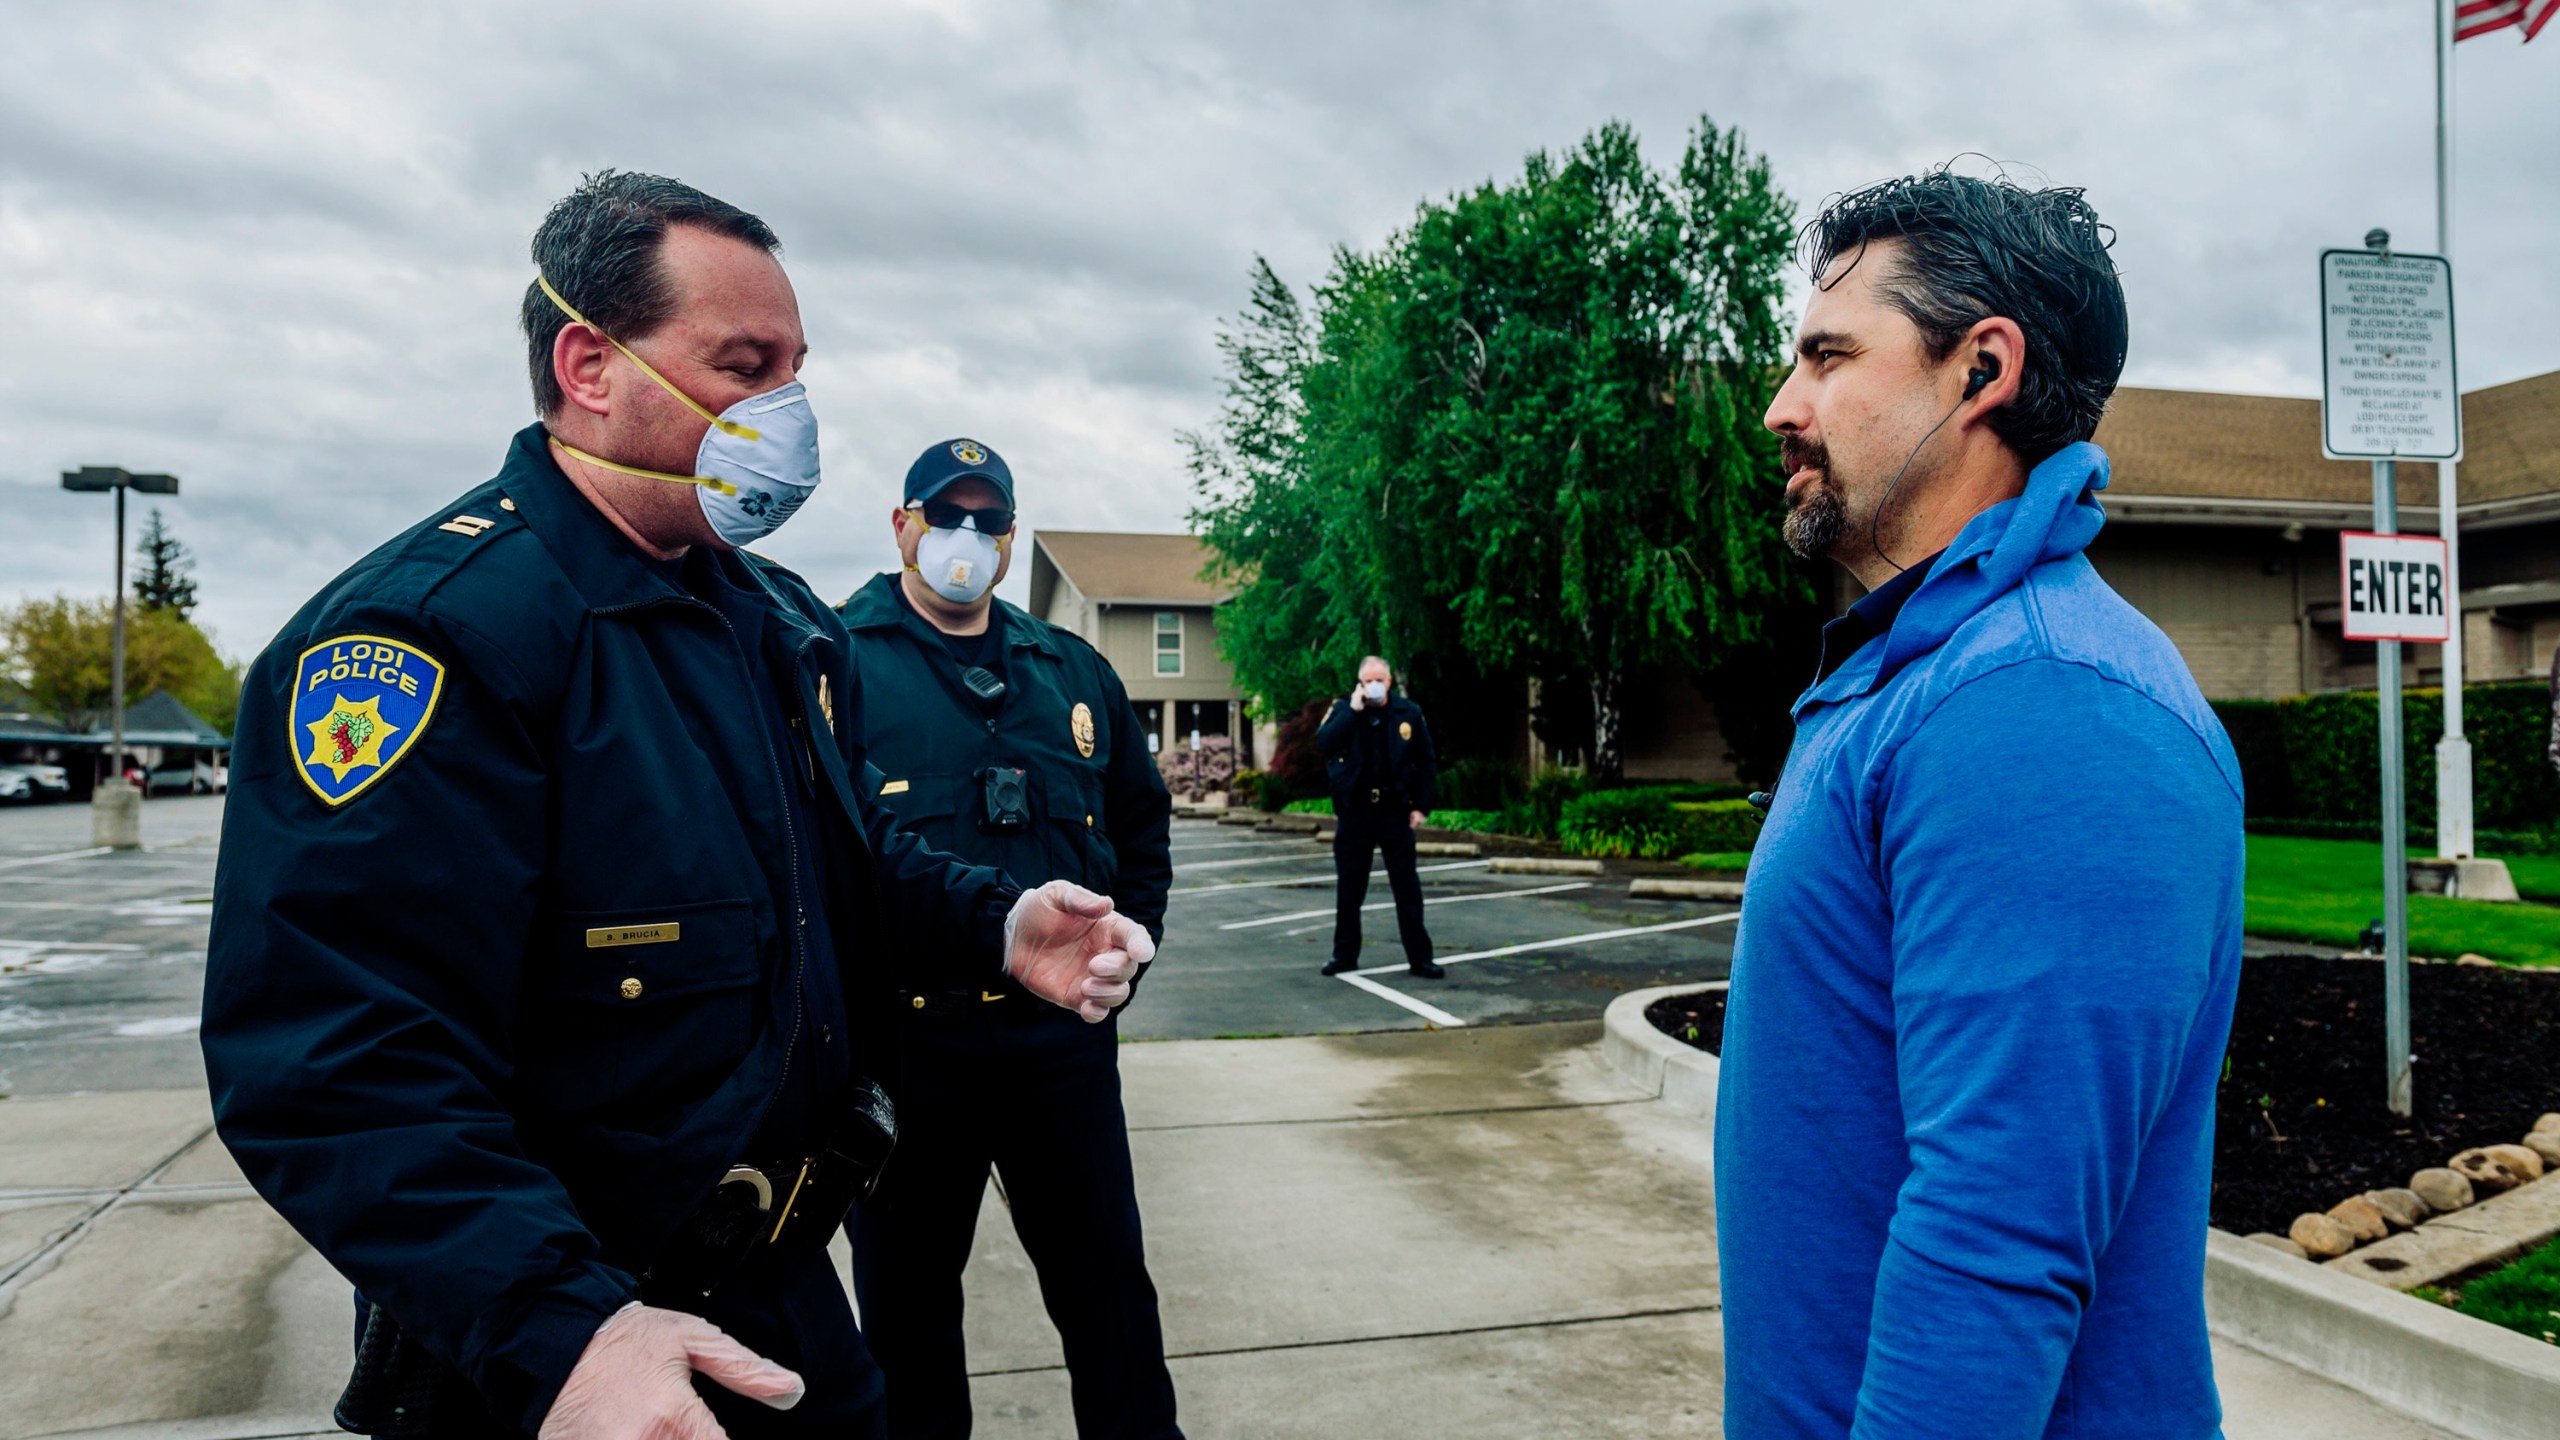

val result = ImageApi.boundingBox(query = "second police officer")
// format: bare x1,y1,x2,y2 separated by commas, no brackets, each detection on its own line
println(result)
837,439,1183,1440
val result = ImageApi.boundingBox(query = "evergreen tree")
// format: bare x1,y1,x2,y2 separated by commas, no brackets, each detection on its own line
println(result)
133,508,200,620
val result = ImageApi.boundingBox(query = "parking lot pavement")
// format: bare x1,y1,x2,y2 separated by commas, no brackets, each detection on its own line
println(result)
0,795,224,1099
1127,818,1735,1040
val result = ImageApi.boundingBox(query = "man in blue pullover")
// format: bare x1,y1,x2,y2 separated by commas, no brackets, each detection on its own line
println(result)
1717,169,2245,1439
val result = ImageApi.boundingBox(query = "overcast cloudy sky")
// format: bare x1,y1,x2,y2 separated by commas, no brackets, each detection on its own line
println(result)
3,0,2553,663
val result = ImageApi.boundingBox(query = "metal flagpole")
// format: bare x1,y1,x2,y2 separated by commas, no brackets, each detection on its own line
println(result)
2434,0,2474,860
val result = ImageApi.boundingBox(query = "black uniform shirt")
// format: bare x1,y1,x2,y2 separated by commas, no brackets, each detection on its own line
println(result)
674,547,847,1153
1355,706,1398,805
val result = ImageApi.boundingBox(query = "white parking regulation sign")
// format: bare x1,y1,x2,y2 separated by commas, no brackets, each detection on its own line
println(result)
2339,532,2452,643
2319,250,2460,461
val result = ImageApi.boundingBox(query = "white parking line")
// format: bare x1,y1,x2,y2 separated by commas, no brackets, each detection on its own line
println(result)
0,847,112,871
1169,860,1489,896
1335,971,1468,1027
1218,881,1591,931
1434,912,1739,966
1327,910,1741,1026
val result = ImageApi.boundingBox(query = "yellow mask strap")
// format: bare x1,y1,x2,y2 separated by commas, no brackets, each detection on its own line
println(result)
547,437,739,497
536,272,762,443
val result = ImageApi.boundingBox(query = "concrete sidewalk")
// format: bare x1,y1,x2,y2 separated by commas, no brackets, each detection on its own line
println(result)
0,1022,2461,1438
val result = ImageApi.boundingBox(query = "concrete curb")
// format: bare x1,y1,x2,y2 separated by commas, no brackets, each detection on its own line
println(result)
2204,1227,2560,1439
1628,877,1744,902
1490,856,1604,877
1600,982,1724,1119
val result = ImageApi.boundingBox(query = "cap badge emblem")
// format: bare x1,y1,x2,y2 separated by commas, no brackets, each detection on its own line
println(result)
950,440,988,466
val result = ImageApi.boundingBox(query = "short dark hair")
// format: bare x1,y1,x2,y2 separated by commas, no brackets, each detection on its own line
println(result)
1805,166,2127,466
520,170,781,418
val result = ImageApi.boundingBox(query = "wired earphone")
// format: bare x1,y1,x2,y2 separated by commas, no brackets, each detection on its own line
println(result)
1869,356,1997,575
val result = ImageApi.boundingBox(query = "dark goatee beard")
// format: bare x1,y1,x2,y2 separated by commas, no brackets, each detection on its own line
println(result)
1783,485,1844,559
1779,434,1842,559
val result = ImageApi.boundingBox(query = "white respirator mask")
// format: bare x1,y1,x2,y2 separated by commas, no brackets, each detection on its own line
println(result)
1363,681,1389,704
535,273,822,548
913,516,1003,603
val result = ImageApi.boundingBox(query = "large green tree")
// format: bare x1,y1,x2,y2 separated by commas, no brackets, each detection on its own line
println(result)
0,596,241,737
1189,116,1803,780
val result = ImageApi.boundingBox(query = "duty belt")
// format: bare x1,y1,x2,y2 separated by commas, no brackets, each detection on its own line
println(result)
642,1076,898,1303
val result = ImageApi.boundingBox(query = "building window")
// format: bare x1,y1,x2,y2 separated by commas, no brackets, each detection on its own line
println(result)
1154,611,1183,676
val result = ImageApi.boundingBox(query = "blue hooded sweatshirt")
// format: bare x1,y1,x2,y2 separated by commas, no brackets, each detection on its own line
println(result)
1715,442,2244,1440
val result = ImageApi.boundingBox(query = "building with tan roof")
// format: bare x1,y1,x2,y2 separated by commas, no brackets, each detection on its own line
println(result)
2081,367,2560,698
1026,530,1252,762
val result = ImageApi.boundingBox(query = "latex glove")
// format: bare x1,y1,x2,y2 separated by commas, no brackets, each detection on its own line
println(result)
1003,880,1157,1022
1408,810,1426,832
539,1303,803,1440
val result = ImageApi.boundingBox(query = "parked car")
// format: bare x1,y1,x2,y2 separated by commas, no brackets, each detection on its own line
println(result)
0,769,32,804
145,766,198,796
0,764,70,802
191,760,227,795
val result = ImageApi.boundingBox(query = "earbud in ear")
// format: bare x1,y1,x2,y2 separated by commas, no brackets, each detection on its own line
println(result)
1963,360,1996,400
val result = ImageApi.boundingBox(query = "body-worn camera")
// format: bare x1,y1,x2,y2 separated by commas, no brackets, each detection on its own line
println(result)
978,765,1029,832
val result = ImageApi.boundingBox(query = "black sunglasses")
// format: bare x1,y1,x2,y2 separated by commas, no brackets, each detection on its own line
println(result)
911,498,1016,536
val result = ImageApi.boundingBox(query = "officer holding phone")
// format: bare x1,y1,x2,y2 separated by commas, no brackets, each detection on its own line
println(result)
836,439,1182,1439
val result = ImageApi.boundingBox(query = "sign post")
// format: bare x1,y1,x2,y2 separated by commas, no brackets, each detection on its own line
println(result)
2320,230,2459,1119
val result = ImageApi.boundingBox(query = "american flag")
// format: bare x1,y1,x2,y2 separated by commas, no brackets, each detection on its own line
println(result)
2456,0,2557,41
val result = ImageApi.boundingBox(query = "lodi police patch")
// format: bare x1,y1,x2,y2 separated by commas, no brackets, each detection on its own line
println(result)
290,635,445,807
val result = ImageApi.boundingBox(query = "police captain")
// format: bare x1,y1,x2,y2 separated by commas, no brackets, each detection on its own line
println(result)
837,439,1182,1438
201,172,1155,1440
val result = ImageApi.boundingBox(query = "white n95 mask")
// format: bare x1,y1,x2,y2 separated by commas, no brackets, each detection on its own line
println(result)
914,517,1003,603
535,273,822,548
1363,681,1388,703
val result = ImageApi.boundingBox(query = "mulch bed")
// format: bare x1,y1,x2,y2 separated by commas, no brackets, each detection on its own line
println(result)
1645,955,2560,1236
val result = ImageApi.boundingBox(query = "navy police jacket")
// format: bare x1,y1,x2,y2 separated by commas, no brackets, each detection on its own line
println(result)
1314,691,1438,812
836,572,1172,950
202,425,1013,1431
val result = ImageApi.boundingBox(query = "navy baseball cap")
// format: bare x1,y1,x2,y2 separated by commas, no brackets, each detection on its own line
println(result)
904,438,1016,508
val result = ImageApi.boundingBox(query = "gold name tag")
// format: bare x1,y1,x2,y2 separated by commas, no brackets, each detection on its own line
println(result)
880,779,910,795
586,922,680,949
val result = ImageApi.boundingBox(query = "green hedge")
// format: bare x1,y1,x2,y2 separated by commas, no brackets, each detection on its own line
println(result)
2270,683,2559,831
1560,788,1763,859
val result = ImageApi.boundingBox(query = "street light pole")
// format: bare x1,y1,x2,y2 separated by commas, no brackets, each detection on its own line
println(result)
2433,0,2474,861
59,466,179,849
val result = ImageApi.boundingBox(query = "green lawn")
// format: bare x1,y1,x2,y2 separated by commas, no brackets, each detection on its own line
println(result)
2246,836,2560,967
2418,1236,2560,1346
2507,851,2560,905
1678,851,1754,874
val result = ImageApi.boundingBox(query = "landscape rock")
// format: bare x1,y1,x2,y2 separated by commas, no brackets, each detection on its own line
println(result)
2525,1133,2560,1169
2245,1232,2309,1260
2289,1212,2358,1258
2533,1113,2560,1136
2483,1143,2546,1181
2455,952,2498,967
2450,1147,2530,1194
2324,1196,2388,1243
2360,1187,2429,1231
2409,1167,2475,1213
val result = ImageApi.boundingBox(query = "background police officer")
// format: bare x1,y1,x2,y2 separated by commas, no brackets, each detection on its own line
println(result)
838,439,1181,1440
201,172,1153,1440
1316,656,1443,979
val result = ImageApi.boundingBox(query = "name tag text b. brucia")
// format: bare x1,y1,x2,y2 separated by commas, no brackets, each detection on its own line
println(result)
586,923,682,949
